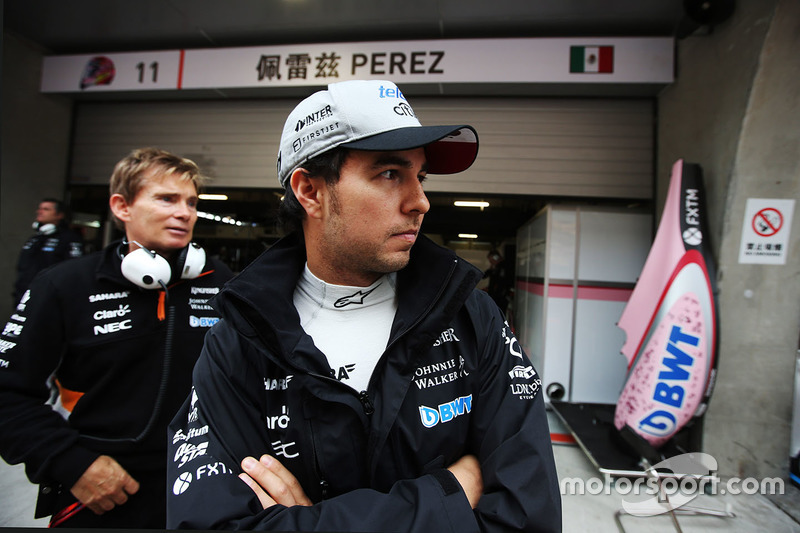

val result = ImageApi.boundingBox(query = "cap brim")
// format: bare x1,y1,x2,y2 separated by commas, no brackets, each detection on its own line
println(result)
342,125,478,175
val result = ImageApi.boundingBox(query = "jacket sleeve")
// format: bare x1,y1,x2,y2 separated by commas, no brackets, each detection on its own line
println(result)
0,275,100,489
467,290,562,532
167,322,479,532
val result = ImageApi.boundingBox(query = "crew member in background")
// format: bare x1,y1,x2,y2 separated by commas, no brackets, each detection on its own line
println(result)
167,80,561,532
0,148,233,528
12,198,84,305
483,248,513,317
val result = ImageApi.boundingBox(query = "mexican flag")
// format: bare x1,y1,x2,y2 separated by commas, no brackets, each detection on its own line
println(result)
570,46,614,73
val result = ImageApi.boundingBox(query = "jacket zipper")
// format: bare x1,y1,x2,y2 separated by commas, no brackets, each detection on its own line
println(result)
312,373,376,417
303,379,374,500
358,390,375,415
307,417,330,500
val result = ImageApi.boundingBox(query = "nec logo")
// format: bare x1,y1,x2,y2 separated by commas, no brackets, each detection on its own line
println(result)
93,320,132,336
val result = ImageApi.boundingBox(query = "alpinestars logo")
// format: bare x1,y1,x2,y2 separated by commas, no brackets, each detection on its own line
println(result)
334,286,378,308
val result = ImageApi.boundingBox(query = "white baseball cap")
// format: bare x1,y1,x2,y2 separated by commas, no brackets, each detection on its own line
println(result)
277,79,479,188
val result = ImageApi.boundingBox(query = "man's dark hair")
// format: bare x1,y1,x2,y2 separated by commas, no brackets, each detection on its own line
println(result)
278,148,349,234
41,198,65,215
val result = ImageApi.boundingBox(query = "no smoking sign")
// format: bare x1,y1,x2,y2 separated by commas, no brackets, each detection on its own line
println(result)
739,198,795,265
752,207,783,237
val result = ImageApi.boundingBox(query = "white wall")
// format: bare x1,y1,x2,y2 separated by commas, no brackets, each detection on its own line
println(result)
659,0,800,479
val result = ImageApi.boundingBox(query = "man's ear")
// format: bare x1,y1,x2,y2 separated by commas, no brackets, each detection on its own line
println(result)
291,168,325,220
109,193,131,223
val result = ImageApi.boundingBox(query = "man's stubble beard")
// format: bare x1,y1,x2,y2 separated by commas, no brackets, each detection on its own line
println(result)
323,185,415,279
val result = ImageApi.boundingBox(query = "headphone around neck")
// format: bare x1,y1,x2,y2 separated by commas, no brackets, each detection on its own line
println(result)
119,239,206,289
32,221,57,235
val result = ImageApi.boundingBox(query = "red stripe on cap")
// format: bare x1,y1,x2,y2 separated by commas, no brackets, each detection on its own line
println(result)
424,141,478,175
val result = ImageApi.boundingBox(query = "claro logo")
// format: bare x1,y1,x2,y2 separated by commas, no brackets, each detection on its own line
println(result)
93,304,131,321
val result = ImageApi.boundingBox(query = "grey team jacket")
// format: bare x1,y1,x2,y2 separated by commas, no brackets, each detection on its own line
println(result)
167,233,562,532
0,242,232,495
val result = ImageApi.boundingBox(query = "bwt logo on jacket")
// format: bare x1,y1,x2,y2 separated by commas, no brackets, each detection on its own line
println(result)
418,394,473,428
189,315,220,328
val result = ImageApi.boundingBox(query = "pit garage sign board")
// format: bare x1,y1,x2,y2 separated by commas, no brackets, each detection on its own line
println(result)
738,198,795,265
40,37,673,93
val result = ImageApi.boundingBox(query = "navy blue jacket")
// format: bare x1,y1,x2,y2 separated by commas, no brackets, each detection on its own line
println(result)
167,234,561,532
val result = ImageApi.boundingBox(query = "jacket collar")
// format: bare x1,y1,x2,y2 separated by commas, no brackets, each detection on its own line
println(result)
95,240,132,285
212,232,482,371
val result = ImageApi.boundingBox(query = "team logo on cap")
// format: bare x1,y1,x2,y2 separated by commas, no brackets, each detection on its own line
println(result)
294,105,334,132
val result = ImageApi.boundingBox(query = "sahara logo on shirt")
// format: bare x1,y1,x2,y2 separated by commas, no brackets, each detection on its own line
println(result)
264,375,293,391
419,394,473,428
88,291,129,303
331,363,356,381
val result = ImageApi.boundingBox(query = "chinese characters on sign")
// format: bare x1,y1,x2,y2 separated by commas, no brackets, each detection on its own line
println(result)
256,52,341,82
40,37,675,93
738,198,795,265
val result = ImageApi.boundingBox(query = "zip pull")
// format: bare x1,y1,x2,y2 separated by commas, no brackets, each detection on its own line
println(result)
157,290,166,321
319,479,329,499
358,391,375,415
